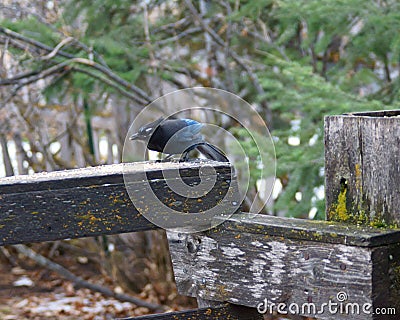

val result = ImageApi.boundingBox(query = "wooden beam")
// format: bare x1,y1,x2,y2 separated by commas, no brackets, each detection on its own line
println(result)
0,161,235,245
219,213,400,247
167,213,400,320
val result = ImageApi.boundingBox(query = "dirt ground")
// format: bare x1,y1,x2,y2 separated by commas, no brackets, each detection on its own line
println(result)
0,245,196,320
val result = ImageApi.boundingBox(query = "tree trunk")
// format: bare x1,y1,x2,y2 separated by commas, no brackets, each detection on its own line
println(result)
0,133,14,176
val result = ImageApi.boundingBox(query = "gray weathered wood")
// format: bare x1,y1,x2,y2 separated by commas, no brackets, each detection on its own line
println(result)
167,213,400,320
0,161,234,245
217,213,400,247
325,110,400,225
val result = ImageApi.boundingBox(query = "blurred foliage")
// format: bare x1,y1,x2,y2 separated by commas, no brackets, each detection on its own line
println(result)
1,0,398,218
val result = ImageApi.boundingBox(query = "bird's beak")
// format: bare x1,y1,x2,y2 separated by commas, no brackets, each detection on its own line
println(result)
129,133,139,140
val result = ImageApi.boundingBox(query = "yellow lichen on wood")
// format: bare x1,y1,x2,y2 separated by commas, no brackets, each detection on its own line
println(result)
335,187,349,221
355,163,362,192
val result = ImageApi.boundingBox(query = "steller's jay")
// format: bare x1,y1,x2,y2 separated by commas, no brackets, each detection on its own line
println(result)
129,117,229,162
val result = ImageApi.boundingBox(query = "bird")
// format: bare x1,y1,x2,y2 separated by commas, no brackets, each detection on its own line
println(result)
129,117,229,162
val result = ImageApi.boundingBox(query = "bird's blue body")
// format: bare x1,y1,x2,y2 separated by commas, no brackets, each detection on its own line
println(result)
130,117,228,162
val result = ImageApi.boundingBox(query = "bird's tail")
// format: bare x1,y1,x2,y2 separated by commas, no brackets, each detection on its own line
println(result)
196,142,229,162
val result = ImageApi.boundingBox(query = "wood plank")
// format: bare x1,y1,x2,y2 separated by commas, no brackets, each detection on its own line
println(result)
0,182,156,245
122,304,262,320
0,161,231,194
325,112,400,225
0,161,235,245
167,215,400,320
217,213,400,247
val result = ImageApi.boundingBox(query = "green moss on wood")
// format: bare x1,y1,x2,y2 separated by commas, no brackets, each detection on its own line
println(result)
329,186,350,222
329,184,399,229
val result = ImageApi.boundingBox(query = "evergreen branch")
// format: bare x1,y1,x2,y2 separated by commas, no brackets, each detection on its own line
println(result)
0,4,61,34
156,27,202,45
0,26,76,59
68,57,152,104
0,62,71,110
0,27,151,102
0,57,152,107
71,40,110,70
0,26,109,72
0,35,43,56
71,67,148,106
0,67,66,86
184,0,261,89
183,0,272,124
151,16,191,33
0,70,41,84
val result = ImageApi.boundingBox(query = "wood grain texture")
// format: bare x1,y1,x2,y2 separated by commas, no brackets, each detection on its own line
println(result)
217,213,400,247
167,214,400,319
0,161,235,245
124,303,262,320
325,111,400,224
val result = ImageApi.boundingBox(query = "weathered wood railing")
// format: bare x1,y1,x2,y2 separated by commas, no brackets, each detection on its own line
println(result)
0,161,398,319
1,111,399,319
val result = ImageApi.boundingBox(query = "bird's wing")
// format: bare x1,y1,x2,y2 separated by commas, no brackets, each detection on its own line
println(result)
181,119,198,125
196,143,229,162
175,120,204,141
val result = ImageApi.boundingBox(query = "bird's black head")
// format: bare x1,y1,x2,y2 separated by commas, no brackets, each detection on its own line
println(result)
129,117,164,141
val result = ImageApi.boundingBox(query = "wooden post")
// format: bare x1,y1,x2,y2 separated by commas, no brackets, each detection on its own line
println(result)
324,110,400,319
325,110,400,226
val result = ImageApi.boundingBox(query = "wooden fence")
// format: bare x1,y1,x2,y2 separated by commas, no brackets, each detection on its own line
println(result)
0,111,399,319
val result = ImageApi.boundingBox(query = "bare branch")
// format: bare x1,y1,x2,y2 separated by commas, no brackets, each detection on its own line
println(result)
0,28,149,100
156,26,202,45
0,61,71,110
71,66,147,106
0,26,75,59
40,37,75,60
0,36,42,56
0,69,41,84
13,244,166,312
151,16,191,33
64,57,152,104
143,2,155,63
0,57,152,108
184,0,272,124
0,26,109,72
0,132,14,176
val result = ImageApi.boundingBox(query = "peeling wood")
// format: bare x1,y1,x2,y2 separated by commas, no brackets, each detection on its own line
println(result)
167,217,400,319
